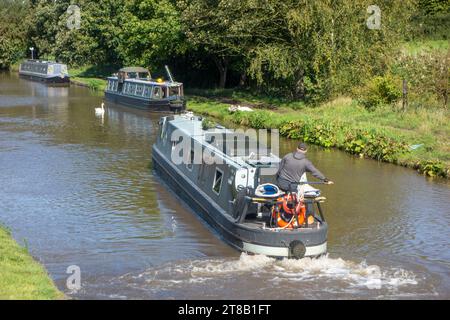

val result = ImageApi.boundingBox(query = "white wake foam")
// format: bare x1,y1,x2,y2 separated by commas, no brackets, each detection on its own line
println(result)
132,253,419,292
187,253,418,290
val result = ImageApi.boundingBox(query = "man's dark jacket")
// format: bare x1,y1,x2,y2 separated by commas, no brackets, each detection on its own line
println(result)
276,151,326,191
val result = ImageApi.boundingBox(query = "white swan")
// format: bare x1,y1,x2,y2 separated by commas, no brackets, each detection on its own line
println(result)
95,102,105,116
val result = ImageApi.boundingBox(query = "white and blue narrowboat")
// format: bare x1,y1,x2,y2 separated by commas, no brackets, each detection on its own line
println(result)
104,66,186,113
19,60,70,84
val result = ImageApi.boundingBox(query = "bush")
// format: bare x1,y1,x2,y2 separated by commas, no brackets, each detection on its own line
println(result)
358,75,402,110
230,111,274,129
343,129,409,162
303,76,331,106
417,160,449,178
410,13,450,40
279,119,337,148
201,118,216,130
392,51,449,108
247,111,273,129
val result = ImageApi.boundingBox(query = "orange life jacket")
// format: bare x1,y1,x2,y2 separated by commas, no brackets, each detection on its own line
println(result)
273,193,306,229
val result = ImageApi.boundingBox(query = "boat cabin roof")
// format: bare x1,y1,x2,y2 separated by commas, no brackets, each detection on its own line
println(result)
165,114,281,169
119,67,150,73
107,76,183,87
22,59,66,66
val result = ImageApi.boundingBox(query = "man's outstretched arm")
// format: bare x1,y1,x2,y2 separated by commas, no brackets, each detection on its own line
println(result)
305,160,327,181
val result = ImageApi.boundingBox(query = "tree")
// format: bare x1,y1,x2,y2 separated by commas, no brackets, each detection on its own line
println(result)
118,0,183,70
244,0,416,99
179,0,251,88
26,0,71,59
54,0,125,66
418,0,450,15
0,0,29,68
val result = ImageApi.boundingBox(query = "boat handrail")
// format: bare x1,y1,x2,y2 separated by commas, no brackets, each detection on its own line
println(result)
107,76,182,87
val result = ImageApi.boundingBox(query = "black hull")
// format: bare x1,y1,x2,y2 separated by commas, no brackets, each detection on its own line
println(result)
152,145,328,258
105,91,185,113
19,73,70,86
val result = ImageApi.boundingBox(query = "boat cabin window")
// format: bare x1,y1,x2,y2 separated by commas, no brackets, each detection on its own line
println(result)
169,86,181,97
136,84,144,96
127,72,138,79
144,85,151,97
152,86,162,99
127,83,136,95
124,72,149,79
212,168,224,195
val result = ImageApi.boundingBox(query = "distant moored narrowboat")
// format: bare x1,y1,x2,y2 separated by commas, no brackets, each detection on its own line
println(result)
104,66,186,113
19,60,70,84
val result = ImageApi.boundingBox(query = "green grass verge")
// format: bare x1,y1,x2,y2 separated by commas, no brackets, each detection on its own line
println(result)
0,225,64,300
401,39,449,55
71,77,107,91
69,65,109,91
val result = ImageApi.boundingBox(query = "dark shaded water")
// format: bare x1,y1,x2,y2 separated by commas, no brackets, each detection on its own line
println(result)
0,72,449,299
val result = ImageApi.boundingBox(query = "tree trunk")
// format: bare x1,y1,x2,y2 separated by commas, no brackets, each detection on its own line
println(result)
402,79,408,113
219,68,227,89
213,56,228,89
239,72,247,87
293,69,305,100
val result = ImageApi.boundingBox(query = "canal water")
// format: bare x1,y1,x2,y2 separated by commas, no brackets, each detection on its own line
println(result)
0,71,449,299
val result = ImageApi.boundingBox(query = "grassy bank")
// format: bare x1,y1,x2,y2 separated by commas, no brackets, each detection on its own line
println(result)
186,95,449,179
401,39,449,55
0,225,63,299
70,65,108,91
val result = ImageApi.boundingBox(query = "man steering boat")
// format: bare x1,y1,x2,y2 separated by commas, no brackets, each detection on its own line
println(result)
276,142,334,192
